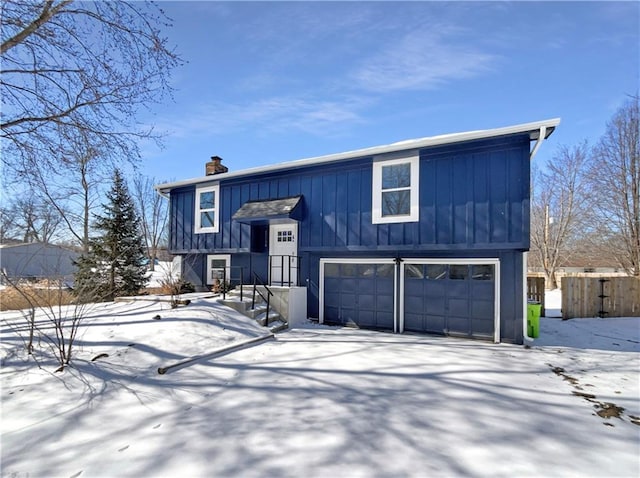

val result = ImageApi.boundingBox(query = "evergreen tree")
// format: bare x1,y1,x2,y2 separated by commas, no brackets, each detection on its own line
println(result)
74,169,148,301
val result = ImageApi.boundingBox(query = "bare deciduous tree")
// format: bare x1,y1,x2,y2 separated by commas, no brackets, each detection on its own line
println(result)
3,194,63,244
530,142,590,288
27,130,111,252
0,202,19,243
1,0,181,179
21,196,62,244
587,96,640,276
131,175,169,271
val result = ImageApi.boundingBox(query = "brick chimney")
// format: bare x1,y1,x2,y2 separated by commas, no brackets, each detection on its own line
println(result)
205,156,228,176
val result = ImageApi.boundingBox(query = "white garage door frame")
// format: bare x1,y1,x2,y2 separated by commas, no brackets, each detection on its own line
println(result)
319,258,398,332
399,258,501,343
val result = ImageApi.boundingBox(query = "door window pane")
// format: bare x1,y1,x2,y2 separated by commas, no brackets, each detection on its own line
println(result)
377,264,395,278
449,265,468,280
425,264,447,280
341,264,358,277
277,230,293,242
358,264,376,278
325,263,340,277
472,265,494,281
405,264,424,279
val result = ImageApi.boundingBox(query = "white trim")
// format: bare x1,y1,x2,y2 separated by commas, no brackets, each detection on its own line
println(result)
494,262,501,343
155,118,561,193
372,155,419,224
319,258,397,331
398,258,501,343
319,257,500,340
205,254,231,285
523,251,532,343
195,184,219,234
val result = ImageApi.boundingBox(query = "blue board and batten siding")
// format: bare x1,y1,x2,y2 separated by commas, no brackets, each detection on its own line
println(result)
168,134,532,343
170,135,531,252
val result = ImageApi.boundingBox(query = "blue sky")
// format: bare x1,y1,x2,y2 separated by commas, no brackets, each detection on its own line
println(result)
141,1,639,182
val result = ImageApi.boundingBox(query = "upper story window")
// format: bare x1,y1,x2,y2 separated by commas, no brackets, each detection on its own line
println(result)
195,184,220,233
372,155,419,224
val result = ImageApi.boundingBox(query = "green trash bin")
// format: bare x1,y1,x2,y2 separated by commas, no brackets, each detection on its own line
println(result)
527,301,541,338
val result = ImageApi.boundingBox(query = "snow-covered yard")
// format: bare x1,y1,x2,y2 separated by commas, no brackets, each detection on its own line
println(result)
1,293,639,477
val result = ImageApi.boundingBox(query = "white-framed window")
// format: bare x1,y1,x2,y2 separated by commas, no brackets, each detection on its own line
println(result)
206,254,231,285
195,184,220,233
372,155,419,224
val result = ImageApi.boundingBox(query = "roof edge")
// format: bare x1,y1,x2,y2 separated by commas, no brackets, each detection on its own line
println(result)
156,118,560,193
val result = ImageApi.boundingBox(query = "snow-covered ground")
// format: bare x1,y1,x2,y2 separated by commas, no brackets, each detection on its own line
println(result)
544,287,563,318
1,292,638,477
145,260,180,289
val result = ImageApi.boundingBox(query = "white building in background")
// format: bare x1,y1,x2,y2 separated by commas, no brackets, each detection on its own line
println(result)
0,243,79,281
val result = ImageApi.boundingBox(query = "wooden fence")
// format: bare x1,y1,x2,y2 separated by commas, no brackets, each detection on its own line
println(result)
561,277,640,319
526,276,546,315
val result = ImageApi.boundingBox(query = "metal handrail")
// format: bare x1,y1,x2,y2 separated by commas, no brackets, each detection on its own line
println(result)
252,271,274,326
220,266,245,301
268,254,301,287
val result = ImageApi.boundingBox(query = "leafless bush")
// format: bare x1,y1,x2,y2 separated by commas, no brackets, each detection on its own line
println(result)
1,271,99,371
157,259,192,308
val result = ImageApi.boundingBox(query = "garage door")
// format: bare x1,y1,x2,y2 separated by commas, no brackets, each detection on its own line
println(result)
321,260,396,331
402,261,499,341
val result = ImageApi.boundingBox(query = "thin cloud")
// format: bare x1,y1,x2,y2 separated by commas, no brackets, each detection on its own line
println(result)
151,95,370,140
352,29,496,92
262,98,368,136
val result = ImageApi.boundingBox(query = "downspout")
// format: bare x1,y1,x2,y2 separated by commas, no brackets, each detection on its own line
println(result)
529,125,547,161
394,257,403,334
523,125,546,343
523,251,532,344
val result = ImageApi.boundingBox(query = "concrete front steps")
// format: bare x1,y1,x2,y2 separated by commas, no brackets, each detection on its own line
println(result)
220,287,288,333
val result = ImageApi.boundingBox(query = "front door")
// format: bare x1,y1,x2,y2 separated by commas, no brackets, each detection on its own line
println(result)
269,223,298,286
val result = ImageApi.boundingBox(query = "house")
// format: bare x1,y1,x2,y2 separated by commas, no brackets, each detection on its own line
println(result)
0,242,79,282
156,118,560,344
